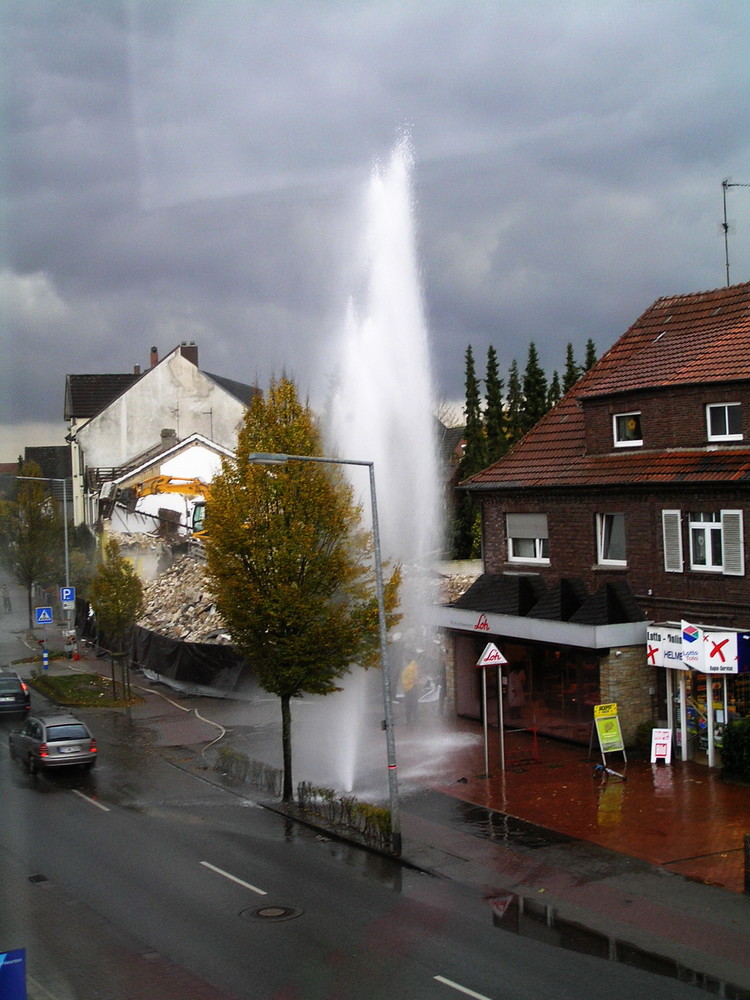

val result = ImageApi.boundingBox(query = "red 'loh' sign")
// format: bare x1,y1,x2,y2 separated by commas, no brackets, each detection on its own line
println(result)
476,642,508,667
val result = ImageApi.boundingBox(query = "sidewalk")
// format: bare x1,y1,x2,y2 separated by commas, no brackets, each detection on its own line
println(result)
9,628,750,997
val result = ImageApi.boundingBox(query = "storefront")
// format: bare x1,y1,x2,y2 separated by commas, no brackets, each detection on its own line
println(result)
648,623,750,766
436,601,647,746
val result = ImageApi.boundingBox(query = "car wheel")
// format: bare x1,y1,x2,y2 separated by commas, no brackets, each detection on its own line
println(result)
83,759,96,770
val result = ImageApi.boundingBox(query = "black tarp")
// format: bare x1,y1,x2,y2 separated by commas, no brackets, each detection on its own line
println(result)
77,600,247,692
130,626,247,691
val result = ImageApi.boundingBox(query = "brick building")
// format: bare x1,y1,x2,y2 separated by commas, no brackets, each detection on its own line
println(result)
437,282,750,760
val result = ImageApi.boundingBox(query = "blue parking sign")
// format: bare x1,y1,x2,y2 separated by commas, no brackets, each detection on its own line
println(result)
0,948,26,999
60,586,75,604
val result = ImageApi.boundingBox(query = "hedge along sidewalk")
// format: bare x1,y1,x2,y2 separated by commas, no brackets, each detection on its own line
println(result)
213,746,396,855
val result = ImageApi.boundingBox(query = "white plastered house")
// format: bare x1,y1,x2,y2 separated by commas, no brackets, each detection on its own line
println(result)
65,342,258,531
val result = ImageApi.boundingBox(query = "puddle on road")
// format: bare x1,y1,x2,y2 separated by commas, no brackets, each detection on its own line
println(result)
488,891,750,999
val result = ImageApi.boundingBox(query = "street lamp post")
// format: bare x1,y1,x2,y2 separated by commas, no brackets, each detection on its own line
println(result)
248,452,402,855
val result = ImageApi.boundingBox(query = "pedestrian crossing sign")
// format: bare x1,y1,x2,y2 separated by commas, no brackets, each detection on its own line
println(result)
34,606,53,625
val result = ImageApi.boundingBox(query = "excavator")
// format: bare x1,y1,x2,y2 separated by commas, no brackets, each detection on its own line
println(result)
118,476,210,537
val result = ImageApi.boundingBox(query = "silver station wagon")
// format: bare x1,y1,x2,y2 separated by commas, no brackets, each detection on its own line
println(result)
9,713,98,772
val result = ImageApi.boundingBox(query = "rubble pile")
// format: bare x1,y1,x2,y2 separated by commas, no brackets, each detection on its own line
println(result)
138,556,229,643
137,556,476,645
439,572,478,603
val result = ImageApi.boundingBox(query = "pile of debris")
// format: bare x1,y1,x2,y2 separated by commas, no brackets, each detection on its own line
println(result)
138,556,229,643
137,555,477,645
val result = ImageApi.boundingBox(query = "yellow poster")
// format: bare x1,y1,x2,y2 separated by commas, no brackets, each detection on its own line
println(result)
594,703,625,753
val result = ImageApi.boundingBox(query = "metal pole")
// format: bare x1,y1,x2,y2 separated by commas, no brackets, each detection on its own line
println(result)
481,667,489,776
367,462,401,855
723,179,731,287
497,664,505,772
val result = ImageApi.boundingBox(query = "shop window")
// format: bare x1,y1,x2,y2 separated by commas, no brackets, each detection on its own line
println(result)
688,510,744,575
597,513,626,565
613,412,642,447
506,513,549,564
706,402,742,441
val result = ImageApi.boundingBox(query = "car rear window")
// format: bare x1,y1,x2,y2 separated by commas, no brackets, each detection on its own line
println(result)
0,678,21,693
46,724,89,742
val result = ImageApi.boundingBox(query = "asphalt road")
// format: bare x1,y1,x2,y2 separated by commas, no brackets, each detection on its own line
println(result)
0,682,713,1000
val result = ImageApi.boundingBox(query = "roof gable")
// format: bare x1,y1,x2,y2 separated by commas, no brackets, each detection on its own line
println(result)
467,282,750,492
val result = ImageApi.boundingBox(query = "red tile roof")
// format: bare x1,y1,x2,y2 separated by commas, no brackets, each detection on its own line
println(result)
579,281,750,398
466,282,750,491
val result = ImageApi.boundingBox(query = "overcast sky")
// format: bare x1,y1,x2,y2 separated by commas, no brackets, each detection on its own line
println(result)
2,0,749,460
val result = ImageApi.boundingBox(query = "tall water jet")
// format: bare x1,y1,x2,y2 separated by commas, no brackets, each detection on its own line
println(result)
319,139,443,791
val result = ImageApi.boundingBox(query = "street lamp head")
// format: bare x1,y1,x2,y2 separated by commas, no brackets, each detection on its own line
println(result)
247,453,290,465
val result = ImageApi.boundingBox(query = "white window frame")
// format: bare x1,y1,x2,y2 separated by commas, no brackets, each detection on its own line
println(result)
686,510,744,576
613,411,643,448
506,513,549,565
706,402,742,442
597,512,626,565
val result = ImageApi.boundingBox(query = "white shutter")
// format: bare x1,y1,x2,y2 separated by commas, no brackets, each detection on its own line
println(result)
721,510,744,576
662,510,683,573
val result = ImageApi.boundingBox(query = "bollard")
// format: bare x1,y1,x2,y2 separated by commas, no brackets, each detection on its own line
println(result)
745,835,750,895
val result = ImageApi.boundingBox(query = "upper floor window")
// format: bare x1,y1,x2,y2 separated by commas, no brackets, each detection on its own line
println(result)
706,402,742,442
663,509,745,575
689,512,723,571
597,513,626,565
506,513,549,564
613,412,642,447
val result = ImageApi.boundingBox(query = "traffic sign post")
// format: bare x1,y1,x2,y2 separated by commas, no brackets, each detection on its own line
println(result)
476,642,509,774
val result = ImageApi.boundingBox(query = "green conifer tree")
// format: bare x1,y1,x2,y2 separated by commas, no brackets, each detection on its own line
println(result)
547,370,561,409
484,345,506,463
520,342,548,435
584,338,598,371
452,346,487,558
505,358,524,446
562,342,581,394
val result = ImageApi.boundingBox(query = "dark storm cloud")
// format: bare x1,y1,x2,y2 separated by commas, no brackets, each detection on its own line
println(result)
2,0,749,453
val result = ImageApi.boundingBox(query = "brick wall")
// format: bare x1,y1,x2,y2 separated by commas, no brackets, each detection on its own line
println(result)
584,384,750,455
480,486,750,631
600,645,655,745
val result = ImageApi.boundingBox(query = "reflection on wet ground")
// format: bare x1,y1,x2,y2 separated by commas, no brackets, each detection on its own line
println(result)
489,891,750,1000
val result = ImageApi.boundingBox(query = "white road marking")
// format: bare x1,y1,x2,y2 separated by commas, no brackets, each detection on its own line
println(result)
200,860,267,895
72,789,110,812
434,976,493,999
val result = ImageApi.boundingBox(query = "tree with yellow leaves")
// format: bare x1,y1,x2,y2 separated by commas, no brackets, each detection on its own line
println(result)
205,377,400,802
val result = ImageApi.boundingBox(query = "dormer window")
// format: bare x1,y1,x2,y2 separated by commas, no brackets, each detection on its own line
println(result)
613,412,642,447
706,402,742,441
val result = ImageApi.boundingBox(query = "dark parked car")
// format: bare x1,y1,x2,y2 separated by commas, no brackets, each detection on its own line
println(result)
0,671,31,716
9,713,97,772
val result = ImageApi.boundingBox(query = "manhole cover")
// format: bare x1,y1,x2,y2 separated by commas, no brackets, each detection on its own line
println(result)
28,874,48,884
241,905,303,923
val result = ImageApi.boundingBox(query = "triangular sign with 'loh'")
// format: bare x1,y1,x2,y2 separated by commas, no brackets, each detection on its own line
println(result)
476,642,508,667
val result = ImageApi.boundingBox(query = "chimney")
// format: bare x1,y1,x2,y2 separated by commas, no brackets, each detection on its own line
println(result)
160,428,177,450
150,346,159,368
180,340,199,367
133,364,141,375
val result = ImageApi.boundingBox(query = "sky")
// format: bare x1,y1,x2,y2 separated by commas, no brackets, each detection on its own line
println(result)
2,0,749,461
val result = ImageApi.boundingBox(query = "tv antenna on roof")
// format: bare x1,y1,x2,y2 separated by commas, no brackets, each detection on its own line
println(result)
721,179,750,287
